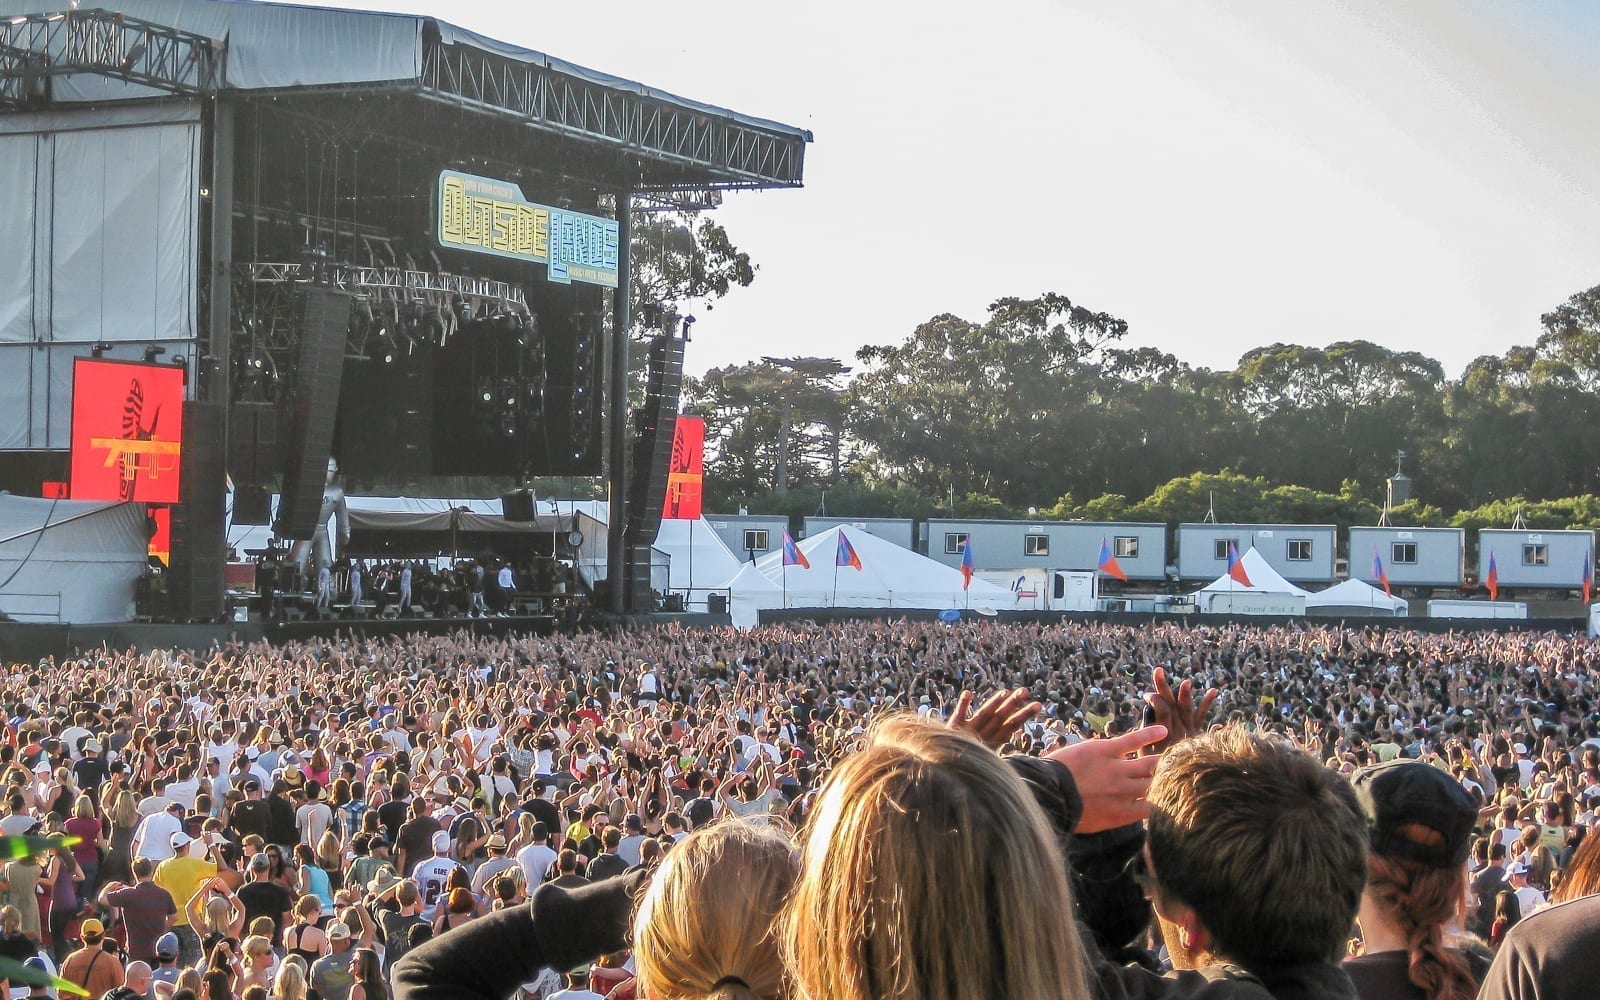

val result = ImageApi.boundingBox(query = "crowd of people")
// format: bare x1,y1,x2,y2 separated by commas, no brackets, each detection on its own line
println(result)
2,617,1600,999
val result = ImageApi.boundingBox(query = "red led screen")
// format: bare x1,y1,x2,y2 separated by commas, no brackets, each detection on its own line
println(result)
70,358,186,504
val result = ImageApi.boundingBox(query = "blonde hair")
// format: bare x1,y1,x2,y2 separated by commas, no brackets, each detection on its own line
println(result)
634,820,798,1000
109,788,137,828
272,955,309,1000
0,905,20,934
784,715,1088,1000
243,933,273,967
73,794,95,820
203,896,233,935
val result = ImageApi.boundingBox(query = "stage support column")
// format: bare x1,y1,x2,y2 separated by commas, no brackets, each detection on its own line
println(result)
204,96,235,613
606,190,632,614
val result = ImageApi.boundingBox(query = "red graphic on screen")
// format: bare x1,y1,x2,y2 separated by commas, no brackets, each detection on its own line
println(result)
663,415,705,520
147,505,171,565
70,358,185,504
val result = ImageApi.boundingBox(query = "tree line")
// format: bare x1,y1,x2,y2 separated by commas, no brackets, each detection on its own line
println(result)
684,283,1600,531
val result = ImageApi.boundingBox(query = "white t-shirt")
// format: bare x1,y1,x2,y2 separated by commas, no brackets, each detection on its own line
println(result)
133,811,183,861
516,843,557,887
1514,884,1547,916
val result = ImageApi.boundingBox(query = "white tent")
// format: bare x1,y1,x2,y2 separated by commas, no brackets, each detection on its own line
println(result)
752,525,1014,611
1192,546,1311,613
654,518,786,625
0,494,147,623
1305,578,1408,616
1193,547,1311,598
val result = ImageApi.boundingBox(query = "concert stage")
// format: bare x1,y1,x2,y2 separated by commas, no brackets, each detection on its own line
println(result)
0,0,809,624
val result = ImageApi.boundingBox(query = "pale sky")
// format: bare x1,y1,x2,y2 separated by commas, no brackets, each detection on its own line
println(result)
335,0,1600,379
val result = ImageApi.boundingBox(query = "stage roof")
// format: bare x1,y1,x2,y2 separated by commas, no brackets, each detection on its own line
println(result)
0,0,810,189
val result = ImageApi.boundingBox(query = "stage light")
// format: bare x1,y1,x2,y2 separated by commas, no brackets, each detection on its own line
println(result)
382,351,395,364
119,41,147,73
680,315,696,340
171,354,187,367
481,390,492,402
143,345,166,363
90,342,113,358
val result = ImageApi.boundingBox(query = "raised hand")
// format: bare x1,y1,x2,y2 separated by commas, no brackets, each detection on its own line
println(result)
948,687,1041,751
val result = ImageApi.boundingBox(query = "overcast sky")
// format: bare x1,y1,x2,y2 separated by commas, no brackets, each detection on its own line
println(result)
338,0,1600,379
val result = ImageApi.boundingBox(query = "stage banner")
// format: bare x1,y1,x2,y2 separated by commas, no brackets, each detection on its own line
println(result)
663,415,705,520
436,169,620,288
70,358,185,503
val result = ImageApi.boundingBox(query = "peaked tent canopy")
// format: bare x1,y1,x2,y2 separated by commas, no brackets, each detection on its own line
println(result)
753,525,1014,611
1305,578,1408,616
1193,547,1311,598
0,494,147,623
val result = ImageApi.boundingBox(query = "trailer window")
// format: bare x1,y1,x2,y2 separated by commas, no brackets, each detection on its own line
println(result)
1024,534,1049,556
1213,538,1240,561
1115,536,1140,558
1287,539,1312,561
945,533,969,555
1523,544,1548,566
1391,542,1417,565
742,529,770,552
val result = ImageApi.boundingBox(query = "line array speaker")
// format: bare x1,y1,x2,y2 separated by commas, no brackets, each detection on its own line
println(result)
624,335,686,611
275,285,351,539
169,400,226,620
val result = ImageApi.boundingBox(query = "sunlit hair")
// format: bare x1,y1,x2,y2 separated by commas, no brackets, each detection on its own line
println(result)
1552,832,1600,904
1365,838,1476,1000
73,794,94,820
272,956,308,1000
784,715,1088,1000
633,819,798,1000
203,896,233,935
1148,723,1367,969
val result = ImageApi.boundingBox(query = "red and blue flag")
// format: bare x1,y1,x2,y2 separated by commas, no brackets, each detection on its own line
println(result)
1371,549,1390,598
782,529,809,570
1584,554,1592,603
1227,541,1253,587
1097,537,1128,582
1486,550,1499,601
960,536,975,590
836,531,862,571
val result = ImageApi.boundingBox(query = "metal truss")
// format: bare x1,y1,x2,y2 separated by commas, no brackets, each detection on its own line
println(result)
0,8,224,106
238,261,529,314
421,34,806,190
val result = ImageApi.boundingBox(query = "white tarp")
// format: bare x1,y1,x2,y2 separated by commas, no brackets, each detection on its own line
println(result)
1305,578,1408,616
0,494,146,623
653,518,784,625
752,525,1014,611
0,104,201,449
1193,547,1312,598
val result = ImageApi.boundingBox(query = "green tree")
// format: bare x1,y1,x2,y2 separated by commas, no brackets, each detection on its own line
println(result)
848,292,1131,507
684,357,850,503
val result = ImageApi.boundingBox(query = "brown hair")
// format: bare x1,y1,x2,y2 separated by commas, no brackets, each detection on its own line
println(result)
1365,848,1476,1000
1551,832,1600,904
634,820,797,1000
1148,723,1368,969
784,715,1087,1000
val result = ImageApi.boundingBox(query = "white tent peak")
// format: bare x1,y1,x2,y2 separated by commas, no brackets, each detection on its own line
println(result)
1194,546,1310,597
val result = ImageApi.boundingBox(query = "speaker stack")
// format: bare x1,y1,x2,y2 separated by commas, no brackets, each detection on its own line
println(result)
169,400,226,620
275,285,351,539
623,335,685,611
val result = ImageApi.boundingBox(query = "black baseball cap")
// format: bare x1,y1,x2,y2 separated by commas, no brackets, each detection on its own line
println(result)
1352,760,1477,868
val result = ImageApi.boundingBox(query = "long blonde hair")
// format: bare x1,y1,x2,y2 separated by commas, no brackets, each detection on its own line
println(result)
633,820,798,1000
784,715,1088,1000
